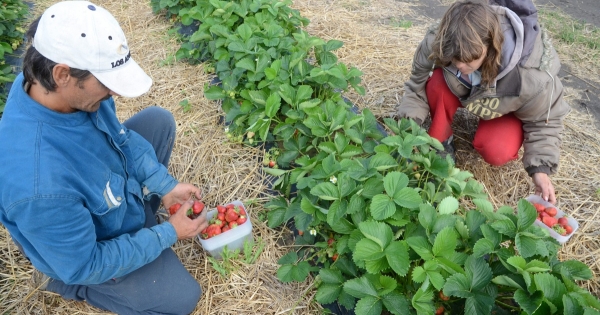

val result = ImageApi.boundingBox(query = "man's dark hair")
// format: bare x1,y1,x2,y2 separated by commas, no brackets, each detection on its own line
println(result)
22,16,92,91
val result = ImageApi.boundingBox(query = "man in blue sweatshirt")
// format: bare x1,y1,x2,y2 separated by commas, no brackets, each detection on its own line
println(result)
0,1,208,314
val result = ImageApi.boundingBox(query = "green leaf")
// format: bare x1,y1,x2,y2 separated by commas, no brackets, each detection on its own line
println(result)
381,291,410,315
492,275,525,290
467,256,494,291
370,194,396,220
354,238,386,263
235,57,256,71
359,221,393,249
514,289,544,314
277,261,311,282
355,296,382,315
316,283,342,304
437,196,459,215
515,233,541,259
344,276,378,298
418,204,436,231
411,288,434,315
361,178,385,198
443,273,471,298
311,182,340,201
406,236,433,260
265,93,281,118
555,260,594,281
473,239,496,258
491,219,517,238
320,268,345,284
368,153,398,171
517,198,538,231
392,187,422,210
383,171,409,196
534,273,567,310
385,241,410,276
432,227,457,258
204,85,226,100
412,266,427,283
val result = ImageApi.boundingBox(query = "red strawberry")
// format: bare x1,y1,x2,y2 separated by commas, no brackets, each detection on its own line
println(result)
327,238,334,247
268,160,276,167
545,207,558,217
332,253,338,261
222,226,231,233
228,221,238,229
436,306,445,315
206,224,222,238
238,205,246,215
192,201,204,214
532,202,546,212
226,203,235,210
217,205,226,213
564,224,574,235
439,291,450,301
225,209,239,222
298,230,304,236
542,216,558,228
168,203,181,215
558,217,568,227
213,219,224,228
217,212,225,222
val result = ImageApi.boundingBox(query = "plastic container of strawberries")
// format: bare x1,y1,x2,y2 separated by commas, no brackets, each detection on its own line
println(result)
525,195,578,245
197,200,253,259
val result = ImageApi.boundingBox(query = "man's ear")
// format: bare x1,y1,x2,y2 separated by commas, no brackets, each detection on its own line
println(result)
52,64,71,88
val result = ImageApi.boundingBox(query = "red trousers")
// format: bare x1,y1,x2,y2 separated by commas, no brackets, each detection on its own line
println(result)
425,68,523,166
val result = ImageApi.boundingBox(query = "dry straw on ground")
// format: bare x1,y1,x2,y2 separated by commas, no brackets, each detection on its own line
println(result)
1,0,599,314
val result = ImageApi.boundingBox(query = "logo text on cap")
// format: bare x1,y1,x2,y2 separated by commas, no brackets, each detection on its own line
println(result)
111,51,131,69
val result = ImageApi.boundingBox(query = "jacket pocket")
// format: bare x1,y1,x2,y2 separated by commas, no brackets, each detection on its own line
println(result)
98,172,126,214
89,172,127,236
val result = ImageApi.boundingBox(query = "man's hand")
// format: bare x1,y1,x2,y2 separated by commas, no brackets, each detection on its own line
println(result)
162,183,208,240
532,173,556,204
162,183,202,208
168,199,208,240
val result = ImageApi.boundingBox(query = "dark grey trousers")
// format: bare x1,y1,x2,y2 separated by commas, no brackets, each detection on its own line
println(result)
46,106,201,315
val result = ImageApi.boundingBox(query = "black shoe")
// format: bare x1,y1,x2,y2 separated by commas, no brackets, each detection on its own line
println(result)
438,135,456,162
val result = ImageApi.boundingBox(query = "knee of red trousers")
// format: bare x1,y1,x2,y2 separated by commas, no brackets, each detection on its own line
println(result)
474,143,520,166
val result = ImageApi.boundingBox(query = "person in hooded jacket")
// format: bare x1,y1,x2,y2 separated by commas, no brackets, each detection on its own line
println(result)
397,0,570,204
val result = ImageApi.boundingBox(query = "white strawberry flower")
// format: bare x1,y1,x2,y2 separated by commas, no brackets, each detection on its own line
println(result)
330,176,337,184
309,229,317,236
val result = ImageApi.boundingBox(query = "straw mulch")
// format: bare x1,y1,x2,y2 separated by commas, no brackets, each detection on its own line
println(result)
1,0,599,314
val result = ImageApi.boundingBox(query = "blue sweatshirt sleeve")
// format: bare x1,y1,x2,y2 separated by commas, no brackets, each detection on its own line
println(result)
124,129,178,198
8,196,178,285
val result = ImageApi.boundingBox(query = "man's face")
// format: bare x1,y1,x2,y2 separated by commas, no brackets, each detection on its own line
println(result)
64,75,117,113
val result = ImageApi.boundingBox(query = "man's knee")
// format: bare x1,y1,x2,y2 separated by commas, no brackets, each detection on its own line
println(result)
147,106,176,134
170,280,202,315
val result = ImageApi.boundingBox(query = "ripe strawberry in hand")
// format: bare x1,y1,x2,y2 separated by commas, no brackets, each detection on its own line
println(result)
192,201,204,214
168,203,181,215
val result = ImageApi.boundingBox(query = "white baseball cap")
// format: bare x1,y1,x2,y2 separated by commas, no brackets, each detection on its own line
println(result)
33,1,152,97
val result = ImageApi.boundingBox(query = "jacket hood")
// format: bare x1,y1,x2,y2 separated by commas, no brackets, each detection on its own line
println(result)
493,6,524,81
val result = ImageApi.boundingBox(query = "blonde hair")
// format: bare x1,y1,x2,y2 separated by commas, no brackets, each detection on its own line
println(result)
430,1,504,87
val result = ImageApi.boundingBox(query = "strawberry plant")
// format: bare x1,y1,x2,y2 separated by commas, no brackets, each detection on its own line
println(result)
0,0,28,117
153,0,600,314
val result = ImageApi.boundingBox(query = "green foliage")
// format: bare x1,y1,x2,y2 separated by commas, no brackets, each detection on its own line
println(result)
154,0,600,314
0,0,28,117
